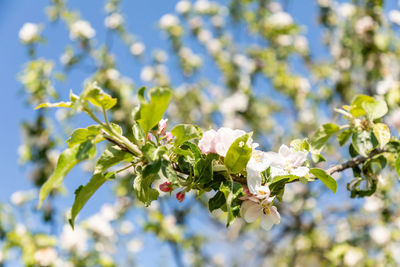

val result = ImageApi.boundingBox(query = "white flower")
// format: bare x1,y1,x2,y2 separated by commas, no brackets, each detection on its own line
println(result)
213,128,247,157
176,0,191,14
389,10,400,25
10,191,26,206
198,129,218,154
266,12,293,28
105,13,123,29
84,214,115,238
370,226,391,245
376,77,398,95
127,239,143,253
119,221,134,235
34,247,58,267
241,199,280,230
265,145,309,177
130,42,145,56
246,150,270,195
338,3,356,18
159,14,179,29
355,16,374,36
386,108,400,129
363,196,384,212
206,39,222,55
220,92,249,115
19,23,40,43
70,20,95,40
105,68,120,80
194,0,210,13
344,248,364,266
60,225,88,255
294,36,308,53
140,66,155,82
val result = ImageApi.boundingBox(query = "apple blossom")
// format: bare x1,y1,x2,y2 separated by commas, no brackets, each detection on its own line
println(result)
165,132,174,141
240,199,280,230
175,0,191,14
176,191,185,202
265,144,309,178
130,42,145,56
266,12,293,28
19,23,40,43
158,118,168,134
34,247,58,267
246,150,270,195
104,13,123,29
70,20,96,40
159,14,179,29
159,181,173,192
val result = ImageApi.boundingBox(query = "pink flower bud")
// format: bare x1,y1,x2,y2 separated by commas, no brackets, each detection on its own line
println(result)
147,134,152,141
159,182,172,192
176,191,185,202
165,132,174,141
158,118,168,134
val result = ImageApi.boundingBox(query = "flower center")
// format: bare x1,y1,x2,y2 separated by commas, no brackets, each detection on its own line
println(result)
263,206,271,215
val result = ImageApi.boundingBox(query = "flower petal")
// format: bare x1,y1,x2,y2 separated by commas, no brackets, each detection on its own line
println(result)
291,166,309,177
269,206,281,224
270,167,288,178
241,201,261,223
278,145,291,157
260,215,274,230
246,168,262,195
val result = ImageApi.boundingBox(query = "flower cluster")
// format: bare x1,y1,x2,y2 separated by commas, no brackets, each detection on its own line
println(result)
199,128,310,230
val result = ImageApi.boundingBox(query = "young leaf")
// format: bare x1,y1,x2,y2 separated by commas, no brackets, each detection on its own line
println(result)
310,123,340,153
309,168,337,193
171,124,202,146
362,99,388,121
337,129,352,146
349,95,374,117
220,181,243,226
35,101,73,110
136,87,172,134
208,191,226,212
373,123,391,149
83,83,117,110
224,133,253,173
94,146,133,174
69,174,107,228
194,153,219,185
66,125,103,147
352,131,377,157
396,156,400,178
38,141,96,207
133,160,161,206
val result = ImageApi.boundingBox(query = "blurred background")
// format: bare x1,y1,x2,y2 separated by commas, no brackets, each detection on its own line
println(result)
2,0,400,266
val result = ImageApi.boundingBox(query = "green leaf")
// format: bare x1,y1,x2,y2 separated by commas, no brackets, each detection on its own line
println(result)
94,146,133,174
171,124,202,146
35,101,73,110
66,125,103,147
373,123,391,149
309,168,337,193
290,138,309,152
310,123,340,153
136,87,172,134
38,141,96,207
69,174,107,228
208,191,226,212
220,181,243,227
349,95,374,117
133,160,161,206
224,133,253,173
396,156,400,178
132,122,145,144
337,129,352,146
352,131,377,157
362,99,388,121
194,153,219,185
83,83,117,110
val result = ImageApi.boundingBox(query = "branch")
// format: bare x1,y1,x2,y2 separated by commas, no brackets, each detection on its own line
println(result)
326,149,385,175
